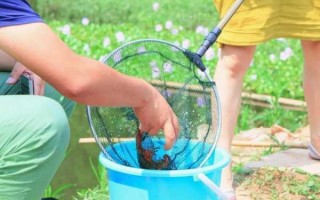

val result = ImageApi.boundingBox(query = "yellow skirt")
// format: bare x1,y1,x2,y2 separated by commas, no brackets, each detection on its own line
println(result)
213,0,320,45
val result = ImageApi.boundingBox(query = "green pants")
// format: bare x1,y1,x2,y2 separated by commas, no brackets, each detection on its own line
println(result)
0,72,76,200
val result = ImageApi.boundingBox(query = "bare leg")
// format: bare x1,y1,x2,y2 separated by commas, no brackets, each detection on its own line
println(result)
213,44,256,196
301,40,320,154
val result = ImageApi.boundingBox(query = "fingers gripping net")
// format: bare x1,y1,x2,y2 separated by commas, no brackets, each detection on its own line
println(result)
87,39,221,170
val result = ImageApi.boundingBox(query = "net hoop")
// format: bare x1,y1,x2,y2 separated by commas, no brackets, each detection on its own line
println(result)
87,39,222,169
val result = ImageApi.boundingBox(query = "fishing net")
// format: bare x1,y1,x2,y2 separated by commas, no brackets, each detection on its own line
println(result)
87,39,220,170
86,0,243,170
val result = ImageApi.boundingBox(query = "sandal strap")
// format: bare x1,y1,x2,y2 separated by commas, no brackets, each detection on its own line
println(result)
308,144,320,160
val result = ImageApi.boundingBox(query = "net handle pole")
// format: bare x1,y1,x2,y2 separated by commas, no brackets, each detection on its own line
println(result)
197,173,228,200
197,0,244,57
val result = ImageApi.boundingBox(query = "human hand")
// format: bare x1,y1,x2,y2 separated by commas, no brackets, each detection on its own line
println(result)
134,85,180,150
5,61,45,95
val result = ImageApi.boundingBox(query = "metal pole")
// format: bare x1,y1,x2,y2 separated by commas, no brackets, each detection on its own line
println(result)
197,0,244,57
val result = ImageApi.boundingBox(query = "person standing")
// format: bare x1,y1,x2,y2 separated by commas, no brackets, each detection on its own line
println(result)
212,0,320,199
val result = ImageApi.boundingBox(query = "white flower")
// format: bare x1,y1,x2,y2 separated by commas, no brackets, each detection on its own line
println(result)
250,74,257,81
195,26,204,34
152,67,160,78
276,38,286,42
280,52,288,61
196,97,205,107
150,60,158,68
103,37,110,48
171,28,179,35
81,17,90,26
115,31,125,43
83,44,90,54
205,47,215,61
178,26,184,31
182,39,190,49
150,61,160,78
269,54,276,62
196,26,209,36
137,46,146,54
163,61,173,73
155,24,163,32
58,25,71,35
202,27,209,36
285,47,293,55
173,41,180,48
280,47,293,61
113,51,122,62
152,2,160,11
165,20,173,30
162,90,172,97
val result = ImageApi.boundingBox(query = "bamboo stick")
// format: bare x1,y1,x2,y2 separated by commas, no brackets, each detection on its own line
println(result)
78,137,308,149
241,92,306,111
232,140,308,149
79,137,133,144
150,80,307,111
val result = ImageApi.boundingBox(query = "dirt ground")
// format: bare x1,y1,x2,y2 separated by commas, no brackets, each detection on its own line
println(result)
229,125,320,200
234,168,319,200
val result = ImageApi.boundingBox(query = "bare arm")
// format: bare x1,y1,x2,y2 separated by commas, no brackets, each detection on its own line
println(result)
0,23,153,107
0,23,179,148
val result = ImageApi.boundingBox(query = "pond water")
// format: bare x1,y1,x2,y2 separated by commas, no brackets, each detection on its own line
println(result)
51,104,101,199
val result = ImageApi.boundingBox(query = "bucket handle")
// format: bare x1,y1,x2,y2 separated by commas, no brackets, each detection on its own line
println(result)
197,173,228,200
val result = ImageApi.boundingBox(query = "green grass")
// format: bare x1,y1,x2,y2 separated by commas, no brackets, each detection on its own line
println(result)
240,168,320,200
36,0,217,28
47,19,307,132
72,161,109,200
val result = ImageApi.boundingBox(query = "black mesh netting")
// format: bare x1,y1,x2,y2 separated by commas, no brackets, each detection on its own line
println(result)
87,39,221,170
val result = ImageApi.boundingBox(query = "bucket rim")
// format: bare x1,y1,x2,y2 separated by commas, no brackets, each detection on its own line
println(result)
99,148,230,177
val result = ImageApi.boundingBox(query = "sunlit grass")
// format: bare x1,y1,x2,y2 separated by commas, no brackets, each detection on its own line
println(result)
48,19,308,132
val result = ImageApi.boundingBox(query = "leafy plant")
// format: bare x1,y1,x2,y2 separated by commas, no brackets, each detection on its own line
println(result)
72,159,109,200
43,184,75,199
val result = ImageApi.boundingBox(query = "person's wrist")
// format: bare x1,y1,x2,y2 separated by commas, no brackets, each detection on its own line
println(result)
137,80,155,109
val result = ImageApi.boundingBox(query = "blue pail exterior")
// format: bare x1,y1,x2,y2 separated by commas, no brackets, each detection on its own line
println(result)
99,141,230,200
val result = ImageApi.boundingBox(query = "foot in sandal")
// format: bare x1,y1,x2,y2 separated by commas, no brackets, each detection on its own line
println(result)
308,143,320,160
222,188,236,200
220,165,236,200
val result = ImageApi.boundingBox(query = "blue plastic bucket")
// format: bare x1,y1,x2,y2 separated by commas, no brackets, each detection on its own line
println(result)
99,141,230,200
